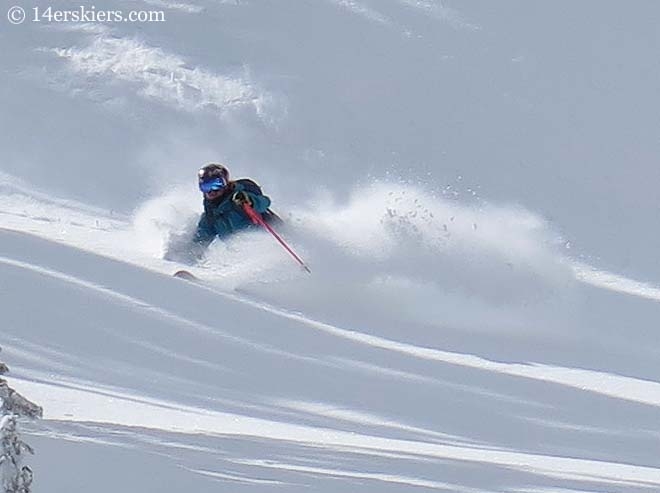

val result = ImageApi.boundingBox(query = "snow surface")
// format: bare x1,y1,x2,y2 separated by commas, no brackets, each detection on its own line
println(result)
2,1,660,491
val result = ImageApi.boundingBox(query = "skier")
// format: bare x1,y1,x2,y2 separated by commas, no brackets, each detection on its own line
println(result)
168,163,310,274
192,163,279,250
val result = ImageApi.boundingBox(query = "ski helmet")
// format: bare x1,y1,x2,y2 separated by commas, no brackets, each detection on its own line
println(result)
198,163,229,193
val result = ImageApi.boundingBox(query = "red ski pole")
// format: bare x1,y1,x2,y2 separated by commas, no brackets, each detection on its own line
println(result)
242,203,311,274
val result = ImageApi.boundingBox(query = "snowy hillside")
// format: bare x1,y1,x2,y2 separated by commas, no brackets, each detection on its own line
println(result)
3,178,660,492
2,0,660,492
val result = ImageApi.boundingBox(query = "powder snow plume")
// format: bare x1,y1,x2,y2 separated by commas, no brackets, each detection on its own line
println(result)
140,181,578,336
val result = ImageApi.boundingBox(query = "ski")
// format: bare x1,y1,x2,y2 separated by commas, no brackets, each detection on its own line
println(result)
173,270,199,282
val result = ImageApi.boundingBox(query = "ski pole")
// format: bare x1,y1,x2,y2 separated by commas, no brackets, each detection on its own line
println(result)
242,203,312,274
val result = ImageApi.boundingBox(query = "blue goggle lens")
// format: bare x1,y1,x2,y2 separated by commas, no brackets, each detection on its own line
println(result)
199,177,226,193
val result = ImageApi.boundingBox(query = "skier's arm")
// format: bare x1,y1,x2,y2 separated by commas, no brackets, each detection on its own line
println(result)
193,212,216,246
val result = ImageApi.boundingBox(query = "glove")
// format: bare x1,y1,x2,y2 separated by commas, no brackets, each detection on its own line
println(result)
232,191,252,207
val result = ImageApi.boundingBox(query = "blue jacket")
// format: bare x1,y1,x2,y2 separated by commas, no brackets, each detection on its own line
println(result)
193,179,272,247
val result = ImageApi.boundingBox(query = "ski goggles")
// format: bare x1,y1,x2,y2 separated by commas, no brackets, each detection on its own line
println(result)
199,177,227,193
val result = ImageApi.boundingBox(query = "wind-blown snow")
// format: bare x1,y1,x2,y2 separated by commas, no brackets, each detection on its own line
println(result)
49,31,274,120
140,0,204,14
328,0,394,28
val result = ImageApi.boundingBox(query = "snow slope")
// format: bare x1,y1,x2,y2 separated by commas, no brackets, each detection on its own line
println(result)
2,183,660,491
3,0,660,491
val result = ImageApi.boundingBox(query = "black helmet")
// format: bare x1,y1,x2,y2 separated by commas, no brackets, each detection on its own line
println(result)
198,163,229,182
198,163,230,193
